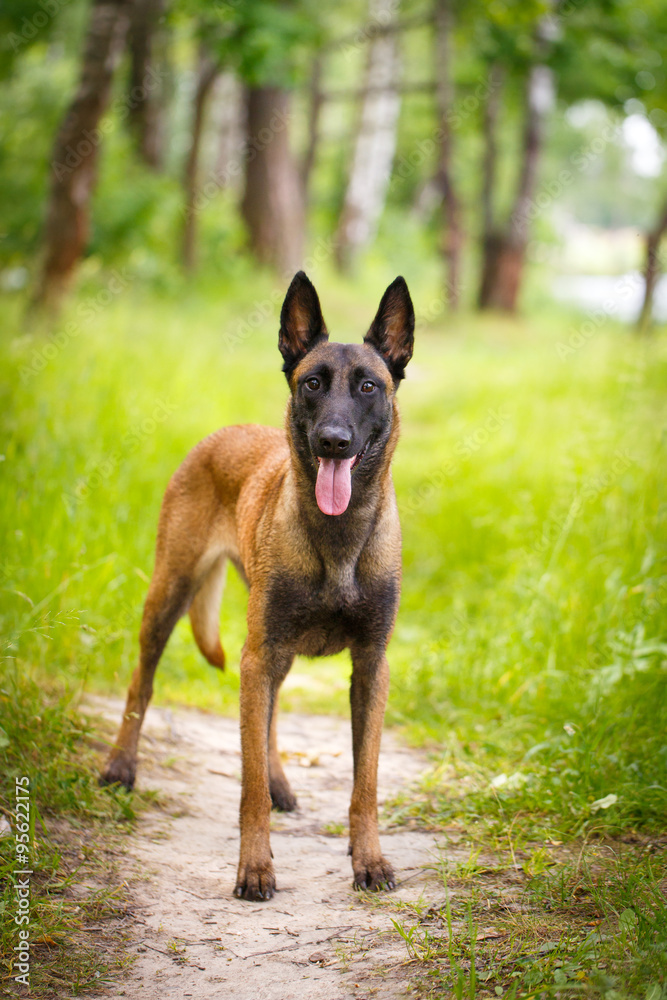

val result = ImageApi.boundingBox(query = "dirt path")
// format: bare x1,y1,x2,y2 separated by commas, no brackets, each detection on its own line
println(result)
88,698,461,1000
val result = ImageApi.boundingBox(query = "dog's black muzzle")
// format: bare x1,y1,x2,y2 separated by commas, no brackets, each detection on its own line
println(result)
310,422,359,461
315,423,353,457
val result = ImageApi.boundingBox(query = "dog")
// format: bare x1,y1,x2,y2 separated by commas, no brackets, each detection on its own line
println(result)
101,271,415,901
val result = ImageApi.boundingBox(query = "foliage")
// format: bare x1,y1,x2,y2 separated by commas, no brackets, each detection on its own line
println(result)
0,0,86,78
1,0,665,282
180,0,325,86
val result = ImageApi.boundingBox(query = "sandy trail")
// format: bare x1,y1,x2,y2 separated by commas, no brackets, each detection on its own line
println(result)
88,698,461,1000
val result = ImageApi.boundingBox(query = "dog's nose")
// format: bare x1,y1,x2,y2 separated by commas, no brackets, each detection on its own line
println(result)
318,426,352,456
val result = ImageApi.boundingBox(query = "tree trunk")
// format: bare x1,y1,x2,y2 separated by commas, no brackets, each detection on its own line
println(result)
32,0,131,311
182,49,219,272
478,64,551,312
241,87,305,275
433,0,462,310
477,63,503,308
127,0,167,169
301,53,324,206
335,0,401,272
480,65,503,243
637,195,667,333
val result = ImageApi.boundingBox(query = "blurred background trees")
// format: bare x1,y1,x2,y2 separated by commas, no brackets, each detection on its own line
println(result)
1,0,666,326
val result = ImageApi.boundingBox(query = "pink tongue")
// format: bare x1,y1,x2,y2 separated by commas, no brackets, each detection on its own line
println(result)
315,458,354,516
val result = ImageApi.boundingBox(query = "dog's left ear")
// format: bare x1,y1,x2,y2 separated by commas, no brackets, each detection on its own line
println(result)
364,276,415,383
279,271,329,378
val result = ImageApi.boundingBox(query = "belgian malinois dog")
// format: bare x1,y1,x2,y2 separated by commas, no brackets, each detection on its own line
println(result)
101,271,415,901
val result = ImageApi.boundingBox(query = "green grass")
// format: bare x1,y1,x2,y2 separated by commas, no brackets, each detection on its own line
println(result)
1,273,666,996
0,663,155,996
386,317,667,842
374,841,667,999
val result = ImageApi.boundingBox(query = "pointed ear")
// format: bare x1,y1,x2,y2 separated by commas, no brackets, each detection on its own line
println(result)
364,277,414,383
279,271,328,378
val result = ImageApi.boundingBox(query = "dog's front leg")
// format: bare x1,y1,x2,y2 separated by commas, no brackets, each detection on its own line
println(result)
235,639,290,901
348,648,396,891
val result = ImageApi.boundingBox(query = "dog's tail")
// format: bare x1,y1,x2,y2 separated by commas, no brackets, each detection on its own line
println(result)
189,555,226,670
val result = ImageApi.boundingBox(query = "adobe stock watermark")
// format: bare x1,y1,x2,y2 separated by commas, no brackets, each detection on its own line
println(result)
568,565,667,680
414,278,465,325
79,599,140,677
6,0,73,54
400,406,511,514
222,235,338,352
337,0,400,62
53,65,167,181
13,776,32,989
630,577,667,630
515,119,625,233
62,398,177,509
391,68,502,187
555,272,644,359
527,450,635,561
542,0,587,36
184,107,292,219
19,266,134,385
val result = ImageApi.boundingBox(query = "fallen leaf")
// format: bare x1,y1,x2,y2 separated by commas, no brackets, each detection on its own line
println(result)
590,793,618,812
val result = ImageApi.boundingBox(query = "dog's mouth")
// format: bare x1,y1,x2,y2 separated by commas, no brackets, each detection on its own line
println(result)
314,439,370,516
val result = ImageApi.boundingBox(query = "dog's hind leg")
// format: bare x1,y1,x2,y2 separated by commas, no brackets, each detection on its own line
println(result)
100,569,192,790
268,692,297,812
189,554,227,669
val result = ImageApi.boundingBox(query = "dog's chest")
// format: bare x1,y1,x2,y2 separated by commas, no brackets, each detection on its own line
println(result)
263,560,397,657
320,557,358,603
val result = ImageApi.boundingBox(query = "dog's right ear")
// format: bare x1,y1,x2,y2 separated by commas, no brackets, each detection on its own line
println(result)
279,271,329,379
364,276,414,384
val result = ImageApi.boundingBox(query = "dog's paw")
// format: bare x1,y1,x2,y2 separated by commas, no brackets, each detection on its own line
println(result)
352,856,396,893
99,753,136,792
270,777,297,812
234,862,276,901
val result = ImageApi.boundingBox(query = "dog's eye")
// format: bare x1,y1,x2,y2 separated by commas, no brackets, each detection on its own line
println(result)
305,377,320,391
360,381,376,394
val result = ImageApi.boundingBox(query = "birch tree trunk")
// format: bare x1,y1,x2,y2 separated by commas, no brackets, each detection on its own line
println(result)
241,87,305,275
33,0,131,311
127,0,167,169
637,195,667,333
335,0,401,272
433,0,462,310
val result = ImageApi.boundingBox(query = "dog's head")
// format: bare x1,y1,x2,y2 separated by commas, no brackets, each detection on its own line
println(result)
279,271,414,516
